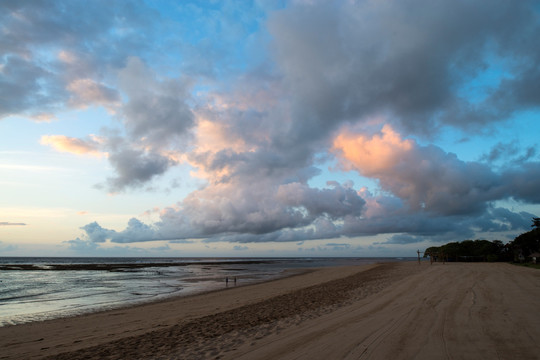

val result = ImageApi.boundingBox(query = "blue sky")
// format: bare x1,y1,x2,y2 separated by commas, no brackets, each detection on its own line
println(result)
1,0,539,257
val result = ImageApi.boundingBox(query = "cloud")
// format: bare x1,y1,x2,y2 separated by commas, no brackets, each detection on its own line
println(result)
0,56,65,118
78,218,163,243
74,179,365,244
0,241,18,252
109,218,161,243
67,78,120,110
501,163,540,203
40,135,105,157
325,243,351,251
150,244,171,252
118,57,195,148
169,239,195,244
382,234,426,245
0,222,26,226
64,238,100,252
480,142,538,165
332,125,414,176
0,1,159,119
63,238,167,256
12,1,540,248
267,0,540,135
104,146,175,192
480,142,519,163
333,125,506,216
40,57,191,192
80,222,115,243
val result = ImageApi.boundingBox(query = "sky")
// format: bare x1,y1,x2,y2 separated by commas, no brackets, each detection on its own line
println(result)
1,0,540,258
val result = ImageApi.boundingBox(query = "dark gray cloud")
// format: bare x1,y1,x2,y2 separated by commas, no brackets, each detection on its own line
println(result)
0,56,65,118
379,207,538,245
480,142,520,163
502,163,540,204
104,147,175,193
268,0,540,137
118,58,195,147
0,0,158,118
481,143,538,164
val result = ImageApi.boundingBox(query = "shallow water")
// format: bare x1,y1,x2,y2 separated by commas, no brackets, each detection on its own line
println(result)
0,257,406,326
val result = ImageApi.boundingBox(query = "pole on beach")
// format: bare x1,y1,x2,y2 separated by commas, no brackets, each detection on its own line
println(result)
417,249,422,264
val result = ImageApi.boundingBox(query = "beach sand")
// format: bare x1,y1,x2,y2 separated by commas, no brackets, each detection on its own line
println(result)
1,261,539,359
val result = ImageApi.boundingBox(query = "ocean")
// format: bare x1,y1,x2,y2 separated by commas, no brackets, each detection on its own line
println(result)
0,257,408,327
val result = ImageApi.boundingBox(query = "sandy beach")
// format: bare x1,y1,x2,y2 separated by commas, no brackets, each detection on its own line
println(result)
1,261,539,360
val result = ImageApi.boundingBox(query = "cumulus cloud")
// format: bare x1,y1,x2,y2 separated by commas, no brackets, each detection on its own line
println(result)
268,0,540,135
73,122,540,244
80,222,115,243
333,125,504,216
118,57,195,148
332,125,414,176
9,0,539,247
104,146,176,192
40,57,192,192
76,218,166,244
74,179,366,244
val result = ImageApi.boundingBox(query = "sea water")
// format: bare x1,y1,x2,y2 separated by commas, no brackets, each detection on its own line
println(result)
0,257,405,326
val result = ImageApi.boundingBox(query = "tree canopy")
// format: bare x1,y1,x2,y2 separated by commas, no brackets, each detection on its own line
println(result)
424,218,539,262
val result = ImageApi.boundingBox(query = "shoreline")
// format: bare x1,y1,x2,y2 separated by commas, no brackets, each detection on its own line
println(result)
0,263,383,359
0,257,392,327
2,261,539,359
0,264,310,328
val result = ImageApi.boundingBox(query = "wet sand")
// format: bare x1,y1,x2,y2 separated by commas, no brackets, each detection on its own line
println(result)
1,262,539,359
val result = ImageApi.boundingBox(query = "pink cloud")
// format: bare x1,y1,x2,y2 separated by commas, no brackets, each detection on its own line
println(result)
41,135,106,157
332,124,413,176
332,125,502,215
67,78,120,110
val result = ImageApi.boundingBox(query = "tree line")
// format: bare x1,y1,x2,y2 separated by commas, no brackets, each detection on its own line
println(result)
424,218,540,262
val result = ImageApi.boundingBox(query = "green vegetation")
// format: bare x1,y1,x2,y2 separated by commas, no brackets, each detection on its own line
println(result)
424,218,540,263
